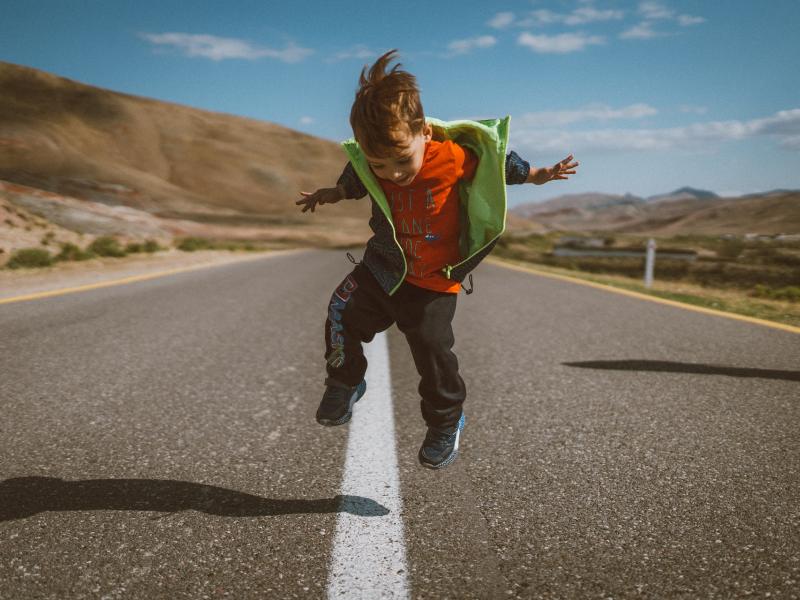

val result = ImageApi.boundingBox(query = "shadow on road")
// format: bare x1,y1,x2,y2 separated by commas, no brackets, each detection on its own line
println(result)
0,476,389,522
563,359,800,382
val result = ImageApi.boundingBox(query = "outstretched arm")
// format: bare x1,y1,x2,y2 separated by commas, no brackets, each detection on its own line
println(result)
296,186,345,213
526,154,579,185
295,162,367,213
504,152,579,185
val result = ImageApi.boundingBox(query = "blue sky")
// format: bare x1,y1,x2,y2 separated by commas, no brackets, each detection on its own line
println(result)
2,0,799,207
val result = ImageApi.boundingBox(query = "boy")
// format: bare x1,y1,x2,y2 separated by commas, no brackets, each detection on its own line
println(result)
296,49,578,469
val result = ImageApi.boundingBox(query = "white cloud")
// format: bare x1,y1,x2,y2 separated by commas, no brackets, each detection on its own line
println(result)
754,108,800,136
620,22,664,39
677,14,706,26
140,32,312,62
488,12,515,29
518,9,562,27
501,3,703,46
519,103,658,127
446,35,497,56
564,7,625,25
517,32,605,53
512,108,800,153
635,2,705,28
326,44,380,63
299,116,315,125
516,6,623,27
622,2,705,40
638,1,673,20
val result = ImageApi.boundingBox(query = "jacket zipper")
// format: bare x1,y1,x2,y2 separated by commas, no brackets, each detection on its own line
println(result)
341,147,408,295
442,231,503,280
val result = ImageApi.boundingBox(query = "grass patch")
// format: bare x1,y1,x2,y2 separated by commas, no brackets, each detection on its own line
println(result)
143,239,162,253
6,247,54,269
176,237,261,252
491,255,800,329
752,284,800,303
497,232,800,302
125,239,164,253
176,237,215,252
88,236,127,258
56,242,95,262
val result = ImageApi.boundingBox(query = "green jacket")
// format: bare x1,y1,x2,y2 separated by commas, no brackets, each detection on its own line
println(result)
341,116,511,296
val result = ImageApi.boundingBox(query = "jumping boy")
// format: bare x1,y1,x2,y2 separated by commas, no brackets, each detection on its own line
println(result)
296,49,578,469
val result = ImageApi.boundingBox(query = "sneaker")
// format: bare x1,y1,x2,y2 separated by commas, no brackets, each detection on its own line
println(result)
418,413,466,469
316,377,367,426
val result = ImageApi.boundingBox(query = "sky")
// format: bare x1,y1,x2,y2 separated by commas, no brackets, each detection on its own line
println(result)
2,0,799,207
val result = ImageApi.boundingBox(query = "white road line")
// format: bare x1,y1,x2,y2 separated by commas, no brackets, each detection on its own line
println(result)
327,331,410,599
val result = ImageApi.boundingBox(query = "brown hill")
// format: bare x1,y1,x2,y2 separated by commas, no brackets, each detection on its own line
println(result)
0,61,371,247
511,192,800,235
513,192,645,219
632,193,800,235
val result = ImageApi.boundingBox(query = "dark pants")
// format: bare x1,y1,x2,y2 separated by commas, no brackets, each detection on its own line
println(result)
324,263,466,431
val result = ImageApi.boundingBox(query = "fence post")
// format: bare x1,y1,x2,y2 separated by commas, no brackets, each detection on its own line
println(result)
644,238,656,288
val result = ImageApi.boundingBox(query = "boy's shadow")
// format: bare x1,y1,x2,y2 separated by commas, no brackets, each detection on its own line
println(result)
0,476,389,522
562,359,800,382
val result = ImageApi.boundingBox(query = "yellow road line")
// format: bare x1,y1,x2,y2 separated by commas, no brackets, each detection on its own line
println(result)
0,252,284,306
487,256,800,335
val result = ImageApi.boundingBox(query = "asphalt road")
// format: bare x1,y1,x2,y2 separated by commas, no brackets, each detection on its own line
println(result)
2,249,798,599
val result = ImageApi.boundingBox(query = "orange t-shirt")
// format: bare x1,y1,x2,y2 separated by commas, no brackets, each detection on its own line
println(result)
377,140,478,293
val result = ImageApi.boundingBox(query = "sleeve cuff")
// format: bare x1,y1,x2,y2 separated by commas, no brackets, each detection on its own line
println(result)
505,150,531,185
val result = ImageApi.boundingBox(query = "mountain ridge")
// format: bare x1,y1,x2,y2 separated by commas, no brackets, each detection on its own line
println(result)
510,187,800,235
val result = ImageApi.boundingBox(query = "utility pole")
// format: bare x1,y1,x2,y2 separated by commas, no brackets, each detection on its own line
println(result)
644,238,656,288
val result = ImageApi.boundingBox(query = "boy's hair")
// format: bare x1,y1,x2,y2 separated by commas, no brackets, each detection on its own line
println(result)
349,49,425,157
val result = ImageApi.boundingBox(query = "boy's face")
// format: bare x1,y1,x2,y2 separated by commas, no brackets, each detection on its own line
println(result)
362,123,433,187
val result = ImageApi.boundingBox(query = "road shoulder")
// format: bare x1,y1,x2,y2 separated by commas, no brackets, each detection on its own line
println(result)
486,255,800,335
0,249,301,302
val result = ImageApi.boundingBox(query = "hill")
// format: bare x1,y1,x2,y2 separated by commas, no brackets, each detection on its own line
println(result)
0,61,371,254
510,189,800,235
512,192,645,220
646,187,719,204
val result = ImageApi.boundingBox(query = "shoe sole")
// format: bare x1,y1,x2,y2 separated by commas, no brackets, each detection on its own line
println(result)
419,414,465,469
316,381,366,426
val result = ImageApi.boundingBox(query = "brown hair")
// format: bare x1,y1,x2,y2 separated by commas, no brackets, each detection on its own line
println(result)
349,49,425,157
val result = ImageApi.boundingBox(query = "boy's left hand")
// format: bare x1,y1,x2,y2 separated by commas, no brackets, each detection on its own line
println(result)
528,154,579,185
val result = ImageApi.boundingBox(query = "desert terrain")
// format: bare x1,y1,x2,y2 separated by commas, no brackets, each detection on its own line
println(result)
0,60,372,267
1,60,798,311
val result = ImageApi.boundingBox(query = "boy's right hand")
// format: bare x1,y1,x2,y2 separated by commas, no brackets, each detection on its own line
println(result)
296,186,344,213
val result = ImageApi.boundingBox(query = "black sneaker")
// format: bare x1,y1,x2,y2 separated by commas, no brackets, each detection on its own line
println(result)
418,413,466,469
316,377,367,426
